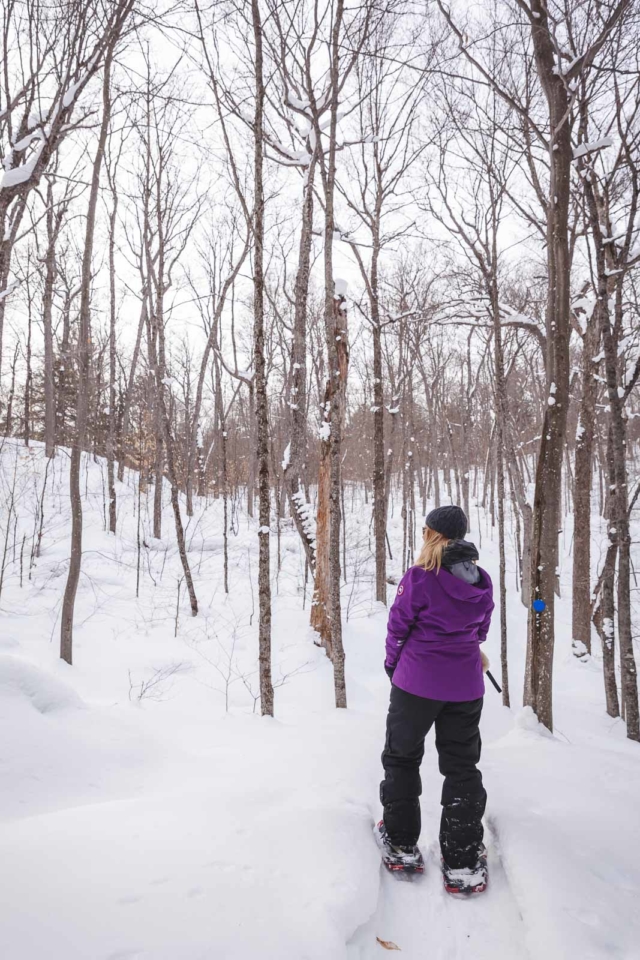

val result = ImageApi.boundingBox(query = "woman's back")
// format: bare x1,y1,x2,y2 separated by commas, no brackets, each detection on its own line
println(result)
385,558,494,702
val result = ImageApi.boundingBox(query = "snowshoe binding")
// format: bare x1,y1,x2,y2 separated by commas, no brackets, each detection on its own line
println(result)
375,821,424,877
441,844,488,896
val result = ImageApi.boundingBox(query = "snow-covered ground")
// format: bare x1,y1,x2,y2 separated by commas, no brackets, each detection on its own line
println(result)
0,439,638,960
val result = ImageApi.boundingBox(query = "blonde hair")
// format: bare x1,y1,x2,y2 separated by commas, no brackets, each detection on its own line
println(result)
415,526,451,572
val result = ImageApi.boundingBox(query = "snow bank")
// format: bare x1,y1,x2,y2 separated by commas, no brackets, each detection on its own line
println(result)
484,710,640,958
0,792,380,960
0,655,83,714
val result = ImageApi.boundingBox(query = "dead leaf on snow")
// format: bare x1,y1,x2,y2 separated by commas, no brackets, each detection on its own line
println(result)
376,937,401,951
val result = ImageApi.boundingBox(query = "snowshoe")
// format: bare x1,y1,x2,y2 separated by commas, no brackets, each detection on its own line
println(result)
441,844,488,896
375,820,424,876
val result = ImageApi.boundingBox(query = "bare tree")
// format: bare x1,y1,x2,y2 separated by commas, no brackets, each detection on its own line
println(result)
338,10,429,603
251,0,275,717
438,0,634,732
60,4,135,665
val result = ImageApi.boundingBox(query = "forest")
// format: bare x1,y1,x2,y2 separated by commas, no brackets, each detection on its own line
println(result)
0,2,639,958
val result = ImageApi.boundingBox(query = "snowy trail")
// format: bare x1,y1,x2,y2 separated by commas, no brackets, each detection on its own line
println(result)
348,825,530,960
2,444,640,959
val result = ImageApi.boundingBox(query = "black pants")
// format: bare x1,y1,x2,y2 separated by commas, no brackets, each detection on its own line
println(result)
380,684,486,869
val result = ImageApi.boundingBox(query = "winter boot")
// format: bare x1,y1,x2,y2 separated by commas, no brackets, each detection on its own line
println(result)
441,843,488,896
375,820,424,875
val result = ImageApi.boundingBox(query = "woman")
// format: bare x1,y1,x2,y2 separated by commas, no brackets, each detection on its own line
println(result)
377,505,494,894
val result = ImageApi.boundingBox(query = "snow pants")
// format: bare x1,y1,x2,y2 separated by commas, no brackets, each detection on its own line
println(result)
380,684,486,869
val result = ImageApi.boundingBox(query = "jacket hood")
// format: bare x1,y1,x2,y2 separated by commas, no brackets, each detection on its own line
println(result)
441,540,481,586
435,564,492,603
442,539,479,566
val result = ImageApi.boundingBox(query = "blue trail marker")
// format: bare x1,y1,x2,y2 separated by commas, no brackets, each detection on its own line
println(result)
532,599,546,612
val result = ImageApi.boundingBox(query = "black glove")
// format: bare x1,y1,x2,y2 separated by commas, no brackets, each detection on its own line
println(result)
385,663,395,682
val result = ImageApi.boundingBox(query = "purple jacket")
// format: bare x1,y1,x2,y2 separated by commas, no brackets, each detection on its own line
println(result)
385,564,494,702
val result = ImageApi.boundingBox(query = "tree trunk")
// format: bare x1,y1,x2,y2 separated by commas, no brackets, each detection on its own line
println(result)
604,304,638,740
247,382,256,518
310,304,349,658
42,185,63,459
153,434,163,539
572,314,599,655
326,296,349,707
384,411,398,522
307,0,349,708
524,5,574,731
251,0,274,717
369,228,386,603
107,190,118,534
146,310,199,617
60,48,115,665
311,422,332,652
24,297,32,445
117,297,147,482
593,542,620,718
429,396,440,508
284,155,317,570
491,281,510,707
582,161,639,740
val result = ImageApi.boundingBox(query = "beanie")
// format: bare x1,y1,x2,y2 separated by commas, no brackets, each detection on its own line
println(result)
425,505,468,541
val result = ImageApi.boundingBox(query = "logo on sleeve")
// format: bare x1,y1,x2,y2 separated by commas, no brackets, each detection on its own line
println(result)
397,584,404,596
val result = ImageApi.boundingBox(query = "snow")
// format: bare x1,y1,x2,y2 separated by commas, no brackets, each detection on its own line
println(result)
573,137,614,159
27,106,49,130
292,116,312,137
0,278,19,301
62,77,84,108
318,420,331,441
553,53,582,77
0,655,84,714
0,138,44,188
270,139,312,165
12,129,44,153
572,639,589,659
0,441,639,959
282,441,291,471
291,490,317,549
286,91,311,112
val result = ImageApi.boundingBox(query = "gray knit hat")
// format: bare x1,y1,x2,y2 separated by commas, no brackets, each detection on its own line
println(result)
425,505,468,540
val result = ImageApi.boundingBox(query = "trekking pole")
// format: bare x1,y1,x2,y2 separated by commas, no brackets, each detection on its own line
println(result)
486,670,502,694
